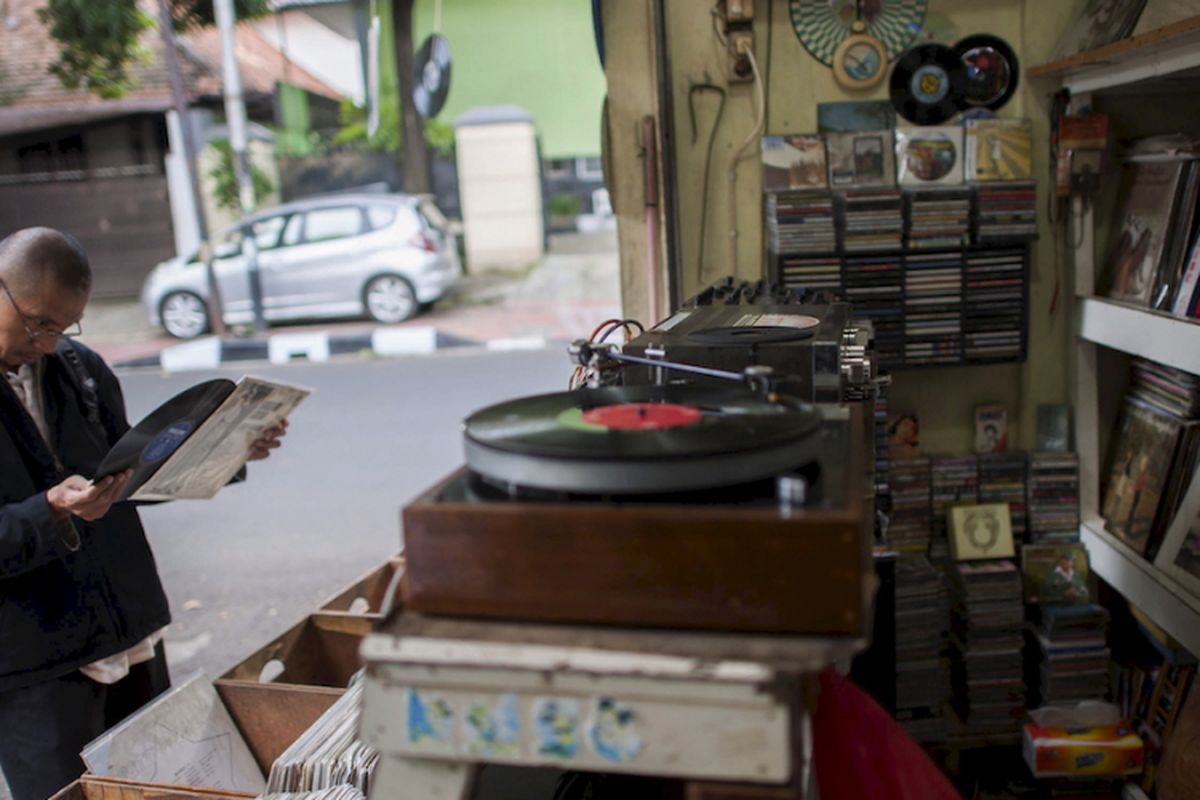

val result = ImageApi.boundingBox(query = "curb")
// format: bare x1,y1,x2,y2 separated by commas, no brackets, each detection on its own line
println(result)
111,327,551,371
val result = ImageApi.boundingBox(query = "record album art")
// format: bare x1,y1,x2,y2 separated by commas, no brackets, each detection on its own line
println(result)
1102,400,1184,555
826,130,896,188
817,100,896,133
954,34,1019,111
761,135,828,190
1103,160,1190,306
896,126,964,186
413,34,452,118
1023,544,1091,604
949,503,1015,560
965,118,1033,181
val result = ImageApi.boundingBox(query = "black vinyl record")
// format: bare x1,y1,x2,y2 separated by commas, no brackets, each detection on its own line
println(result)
463,384,823,494
889,43,967,125
413,34,452,119
95,378,234,499
953,34,1019,111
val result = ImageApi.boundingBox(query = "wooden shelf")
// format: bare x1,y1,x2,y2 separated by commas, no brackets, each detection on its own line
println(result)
1027,15,1200,94
1078,296,1200,374
1081,517,1200,658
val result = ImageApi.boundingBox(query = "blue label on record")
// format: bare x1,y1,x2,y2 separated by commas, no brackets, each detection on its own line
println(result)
910,65,949,104
141,420,193,464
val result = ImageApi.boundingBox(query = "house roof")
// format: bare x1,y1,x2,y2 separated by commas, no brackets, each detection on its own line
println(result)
0,0,342,137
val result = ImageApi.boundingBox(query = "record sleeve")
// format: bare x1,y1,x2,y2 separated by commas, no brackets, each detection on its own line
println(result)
1102,159,1190,306
761,134,828,191
817,100,896,133
964,119,1033,181
826,131,896,189
896,126,965,187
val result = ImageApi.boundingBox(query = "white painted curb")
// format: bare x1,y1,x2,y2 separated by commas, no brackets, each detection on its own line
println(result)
371,326,438,356
160,337,222,371
268,332,331,364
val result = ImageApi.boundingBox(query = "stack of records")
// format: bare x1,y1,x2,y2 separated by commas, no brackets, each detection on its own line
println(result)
774,253,842,292
904,251,964,365
874,389,891,530
840,189,904,252
765,190,836,254
894,555,950,743
1028,453,1081,544
259,789,366,800
974,181,1037,242
948,560,1027,736
964,247,1026,361
905,187,972,250
266,674,378,793
1030,604,1111,707
930,454,979,561
979,453,1028,542
1129,357,1200,420
845,252,904,365
889,457,933,554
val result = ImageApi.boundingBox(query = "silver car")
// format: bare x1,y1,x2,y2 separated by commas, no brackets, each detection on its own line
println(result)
142,193,461,338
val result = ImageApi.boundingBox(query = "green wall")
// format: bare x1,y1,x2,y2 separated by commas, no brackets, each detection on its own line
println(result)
411,0,606,159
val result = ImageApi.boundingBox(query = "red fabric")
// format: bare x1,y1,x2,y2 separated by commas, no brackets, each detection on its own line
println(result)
813,668,961,800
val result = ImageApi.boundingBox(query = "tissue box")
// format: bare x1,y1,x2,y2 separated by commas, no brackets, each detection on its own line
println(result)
1022,721,1144,777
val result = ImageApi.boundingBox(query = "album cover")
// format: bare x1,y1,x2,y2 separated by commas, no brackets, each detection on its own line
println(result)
974,404,1008,454
1102,159,1189,307
1101,400,1184,555
896,126,965,187
1036,404,1072,452
949,503,1016,561
1153,469,1200,600
1051,0,1148,61
761,135,828,191
826,131,896,189
965,119,1033,182
817,100,896,133
887,411,921,459
1022,544,1091,604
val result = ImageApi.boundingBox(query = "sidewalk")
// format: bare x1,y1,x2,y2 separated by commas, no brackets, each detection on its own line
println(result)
79,231,623,369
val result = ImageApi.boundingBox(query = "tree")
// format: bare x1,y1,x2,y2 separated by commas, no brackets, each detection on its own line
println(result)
389,0,429,194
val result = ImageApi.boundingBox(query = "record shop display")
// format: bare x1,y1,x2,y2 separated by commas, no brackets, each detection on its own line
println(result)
953,34,1018,111
412,33,451,118
889,43,967,125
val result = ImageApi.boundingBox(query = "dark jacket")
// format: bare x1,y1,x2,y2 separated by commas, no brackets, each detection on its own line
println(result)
0,340,171,692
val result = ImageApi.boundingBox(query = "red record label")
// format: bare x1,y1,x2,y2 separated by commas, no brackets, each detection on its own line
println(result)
582,402,703,431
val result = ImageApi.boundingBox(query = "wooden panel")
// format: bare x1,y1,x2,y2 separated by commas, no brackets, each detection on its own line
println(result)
214,681,342,774
1028,15,1200,79
50,776,253,800
318,555,405,620
686,783,800,800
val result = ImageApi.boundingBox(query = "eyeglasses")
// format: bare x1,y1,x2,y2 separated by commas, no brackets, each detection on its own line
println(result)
0,280,82,340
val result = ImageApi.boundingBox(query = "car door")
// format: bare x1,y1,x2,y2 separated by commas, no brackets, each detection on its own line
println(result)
214,215,287,319
260,205,368,314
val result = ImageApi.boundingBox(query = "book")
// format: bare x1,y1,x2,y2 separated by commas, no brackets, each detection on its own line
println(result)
1102,158,1191,307
896,126,965,187
965,119,1033,182
825,131,896,189
95,375,310,501
761,135,827,191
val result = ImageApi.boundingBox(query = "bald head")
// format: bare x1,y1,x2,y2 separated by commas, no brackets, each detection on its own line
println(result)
0,227,91,296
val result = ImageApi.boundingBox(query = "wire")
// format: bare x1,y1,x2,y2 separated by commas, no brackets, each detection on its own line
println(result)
727,45,765,278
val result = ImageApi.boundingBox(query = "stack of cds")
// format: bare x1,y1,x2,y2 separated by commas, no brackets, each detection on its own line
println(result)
874,389,891,531
904,251,964,365
974,181,1037,242
963,247,1026,361
889,457,933,554
765,190,836,254
840,189,904,252
930,454,980,561
894,556,950,743
979,453,1028,542
1129,357,1200,419
259,789,366,800
1028,453,1081,544
1030,604,1111,707
845,252,905,365
773,253,842,292
905,187,972,249
948,561,1027,736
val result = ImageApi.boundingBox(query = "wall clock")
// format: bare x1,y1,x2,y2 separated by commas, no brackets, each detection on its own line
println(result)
790,0,928,68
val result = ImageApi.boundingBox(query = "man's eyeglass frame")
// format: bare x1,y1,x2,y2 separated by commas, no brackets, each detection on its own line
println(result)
0,279,82,340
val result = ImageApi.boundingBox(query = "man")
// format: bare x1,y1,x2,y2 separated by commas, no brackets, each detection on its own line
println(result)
0,227,286,799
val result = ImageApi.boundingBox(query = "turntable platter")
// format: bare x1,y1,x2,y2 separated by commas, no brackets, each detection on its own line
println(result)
463,384,823,494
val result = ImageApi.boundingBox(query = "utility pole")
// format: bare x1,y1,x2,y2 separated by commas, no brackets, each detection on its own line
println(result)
213,0,267,332
156,0,227,336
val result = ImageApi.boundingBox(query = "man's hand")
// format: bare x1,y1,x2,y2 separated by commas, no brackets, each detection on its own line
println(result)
248,419,288,462
46,470,133,522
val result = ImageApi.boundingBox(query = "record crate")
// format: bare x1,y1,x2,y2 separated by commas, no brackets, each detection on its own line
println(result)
317,554,404,621
214,611,373,771
50,776,252,800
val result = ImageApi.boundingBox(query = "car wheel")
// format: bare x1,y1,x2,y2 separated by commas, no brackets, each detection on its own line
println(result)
159,291,210,339
364,274,418,323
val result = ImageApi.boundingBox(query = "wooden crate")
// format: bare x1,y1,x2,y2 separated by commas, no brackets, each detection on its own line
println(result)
318,555,404,620
215,612,373,772
51,776,253,800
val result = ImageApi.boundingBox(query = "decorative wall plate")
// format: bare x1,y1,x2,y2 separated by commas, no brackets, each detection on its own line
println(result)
790,0,928,67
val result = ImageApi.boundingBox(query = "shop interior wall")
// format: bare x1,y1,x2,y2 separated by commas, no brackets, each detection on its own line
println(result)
604,0,1081,453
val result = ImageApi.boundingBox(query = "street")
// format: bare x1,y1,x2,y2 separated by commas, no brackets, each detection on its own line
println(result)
122,347,571,680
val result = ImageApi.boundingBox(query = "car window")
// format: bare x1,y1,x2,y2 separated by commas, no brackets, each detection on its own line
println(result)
367,205,396,230
302,206,364,244
418,199,448,231
252,216,286,250
281,214,304,247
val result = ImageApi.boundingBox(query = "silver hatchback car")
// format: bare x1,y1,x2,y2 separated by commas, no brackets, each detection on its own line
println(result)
142,193,461,338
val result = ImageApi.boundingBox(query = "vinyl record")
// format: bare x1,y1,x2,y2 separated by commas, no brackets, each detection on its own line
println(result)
888,43,967,125
413,33,452,119
95,379,235,499
953,34,1019,110
463,384,824,494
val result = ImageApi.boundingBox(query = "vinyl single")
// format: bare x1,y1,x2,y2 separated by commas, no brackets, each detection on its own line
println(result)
953,34,1019,111
889,43,967,125
412,34,452,119
463,384,824,494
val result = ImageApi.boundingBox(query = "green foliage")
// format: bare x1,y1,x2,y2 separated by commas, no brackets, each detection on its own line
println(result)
548,194,582,218
332,98,401,154
424,119,455,159
39,0,270,99
207,139,274,212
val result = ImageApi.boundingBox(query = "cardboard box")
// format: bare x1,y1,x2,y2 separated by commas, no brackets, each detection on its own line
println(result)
1023,721,1144,777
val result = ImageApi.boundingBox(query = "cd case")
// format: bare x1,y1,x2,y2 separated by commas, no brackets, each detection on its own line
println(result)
95,375,310,501
895,126,965,186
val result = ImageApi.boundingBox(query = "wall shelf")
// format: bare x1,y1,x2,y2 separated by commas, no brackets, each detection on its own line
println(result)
1078,297,1200,375
1081,517,1200,658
